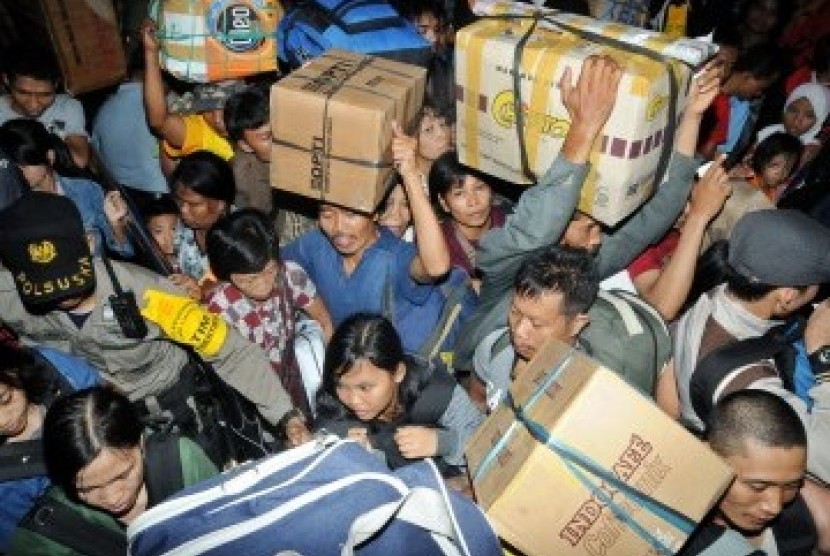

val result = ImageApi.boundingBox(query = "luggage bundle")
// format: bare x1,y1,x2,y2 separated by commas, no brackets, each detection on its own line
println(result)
128,436,502,556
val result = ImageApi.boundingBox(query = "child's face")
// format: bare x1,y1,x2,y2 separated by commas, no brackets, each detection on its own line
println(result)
415,12,446,51
417,112,453,161
783,97,817,137
147,213,179,257
760,153,798,189
377,184,411,238
241,123,272,163
230,259,279,302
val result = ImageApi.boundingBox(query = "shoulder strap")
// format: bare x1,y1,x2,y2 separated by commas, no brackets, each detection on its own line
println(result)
144,433,185,507
691,323,795,426
695,528,763,556
490,328,512,362
772,494,818,556
408,359,457,424
0,439,46,481
417,271,472,360
19,494,127,556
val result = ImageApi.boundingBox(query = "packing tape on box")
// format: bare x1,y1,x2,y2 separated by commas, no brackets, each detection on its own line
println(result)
470,10,683,186
271,53,397,202
472,348,695,556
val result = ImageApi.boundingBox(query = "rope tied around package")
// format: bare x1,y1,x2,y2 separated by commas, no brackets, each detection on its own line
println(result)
478,9,687,189
471,347,696,555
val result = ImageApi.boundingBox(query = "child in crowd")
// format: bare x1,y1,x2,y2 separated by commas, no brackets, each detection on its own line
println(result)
757,82,830,165
314,313,483,474
142,194,181,272
206,209,333,417
0,118,132,257
743,131,805,201
413,104,454,178
377,177,413,239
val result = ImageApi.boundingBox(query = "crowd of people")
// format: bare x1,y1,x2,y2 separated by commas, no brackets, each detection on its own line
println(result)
0,0,828,554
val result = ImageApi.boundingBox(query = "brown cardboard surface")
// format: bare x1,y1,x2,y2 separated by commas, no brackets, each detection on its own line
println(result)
455,17,693,225
39,0,126,94
271,50,426,213
466,340,733,556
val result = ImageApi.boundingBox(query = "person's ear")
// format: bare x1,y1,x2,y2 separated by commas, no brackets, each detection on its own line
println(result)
393,362,406,384
438,196,450,214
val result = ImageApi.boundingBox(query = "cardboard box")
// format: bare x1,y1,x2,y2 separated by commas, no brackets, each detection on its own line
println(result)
38,0,126,94
271,50,427,213
455,2,713,225
466,340,733,556
156,0,283,83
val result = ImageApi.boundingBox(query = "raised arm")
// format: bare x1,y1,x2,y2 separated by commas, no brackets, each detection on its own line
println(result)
596,63,722,277
392,123,451,282
475,56,622,296
142,20,186,149
632,158,731,320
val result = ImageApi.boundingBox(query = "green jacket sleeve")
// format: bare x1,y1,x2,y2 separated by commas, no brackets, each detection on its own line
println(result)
178,436,219,485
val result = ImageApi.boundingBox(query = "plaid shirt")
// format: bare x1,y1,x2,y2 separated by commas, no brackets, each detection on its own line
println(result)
206,261,316,414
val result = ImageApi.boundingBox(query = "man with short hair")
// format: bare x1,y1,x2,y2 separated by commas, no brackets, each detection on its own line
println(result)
0,48,89,168
223,84,316,245
679,390,816,555
453,58,721,372
672,209,830,483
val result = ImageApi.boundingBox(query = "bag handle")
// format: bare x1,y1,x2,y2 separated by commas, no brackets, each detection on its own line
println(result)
341,460,470,556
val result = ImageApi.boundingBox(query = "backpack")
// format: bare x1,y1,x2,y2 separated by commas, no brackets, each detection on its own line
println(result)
580,290,672,394
127,436,502,556
489,290,670,394
278,0,432,69
383,266,479,367
16,434,184,556
690,320,800,428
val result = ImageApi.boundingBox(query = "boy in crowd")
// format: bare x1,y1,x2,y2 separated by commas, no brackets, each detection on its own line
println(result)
0,49,89,168
224,84,316,245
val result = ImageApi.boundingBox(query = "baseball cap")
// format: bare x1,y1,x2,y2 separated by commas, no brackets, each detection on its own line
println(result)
729,209,830,287
0,192,95,308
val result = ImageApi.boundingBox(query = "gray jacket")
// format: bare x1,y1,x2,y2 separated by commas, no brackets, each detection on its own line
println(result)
0,259,293,425
454,151,700,369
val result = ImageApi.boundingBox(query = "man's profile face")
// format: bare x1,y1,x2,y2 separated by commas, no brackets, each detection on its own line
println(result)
241,123,272,163
508,291,584,362
718,438,806,534
8,75,57,118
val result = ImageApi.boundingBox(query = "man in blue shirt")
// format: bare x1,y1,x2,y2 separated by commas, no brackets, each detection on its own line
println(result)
282,125,451,352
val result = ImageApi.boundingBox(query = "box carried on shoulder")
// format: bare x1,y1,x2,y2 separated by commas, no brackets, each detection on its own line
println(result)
466,339,733,556
152,0,283,83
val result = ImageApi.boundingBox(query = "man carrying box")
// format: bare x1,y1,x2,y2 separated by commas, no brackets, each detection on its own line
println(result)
281,124,453,353
453,56,722,372
679,390,816,555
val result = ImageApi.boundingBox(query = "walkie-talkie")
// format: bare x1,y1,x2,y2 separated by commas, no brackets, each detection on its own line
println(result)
101,254,147,339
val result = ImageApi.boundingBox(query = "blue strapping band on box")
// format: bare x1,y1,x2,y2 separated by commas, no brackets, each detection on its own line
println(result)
472,347,695,555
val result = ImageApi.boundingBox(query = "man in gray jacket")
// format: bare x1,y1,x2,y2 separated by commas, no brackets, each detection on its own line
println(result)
454,58,721,371
0,193,294,433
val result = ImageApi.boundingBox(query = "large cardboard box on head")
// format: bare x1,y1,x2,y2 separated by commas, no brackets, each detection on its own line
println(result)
39,0,126,94
271,50,426,213
466,340,733,556
455,1,715,226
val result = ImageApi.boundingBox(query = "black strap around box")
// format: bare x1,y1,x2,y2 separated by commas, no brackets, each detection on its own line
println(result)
482,11,688,190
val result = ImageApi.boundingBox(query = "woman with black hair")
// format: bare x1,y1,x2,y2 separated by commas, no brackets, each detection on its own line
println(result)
9,387,218,556
169,150,236,296
205,208,333,417
0,344,100,553
0,118,132,257
315,313,483,473
429,152,511,289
